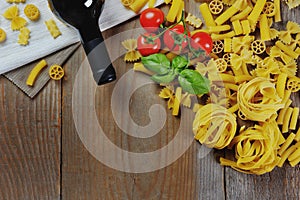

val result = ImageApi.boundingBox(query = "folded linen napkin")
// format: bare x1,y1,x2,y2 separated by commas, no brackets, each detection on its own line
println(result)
0,0,80,74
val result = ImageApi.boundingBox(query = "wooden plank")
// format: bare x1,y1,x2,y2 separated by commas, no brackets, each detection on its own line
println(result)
61,1,225,199
0,75,61,199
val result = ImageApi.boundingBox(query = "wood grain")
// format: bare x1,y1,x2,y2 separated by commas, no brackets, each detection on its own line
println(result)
0,74,61,199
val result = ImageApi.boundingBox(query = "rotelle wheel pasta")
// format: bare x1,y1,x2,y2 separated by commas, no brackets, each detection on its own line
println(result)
193,104,237,149
237,77,284,122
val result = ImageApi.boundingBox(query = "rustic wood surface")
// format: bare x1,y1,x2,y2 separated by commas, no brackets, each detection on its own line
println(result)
0,1,299,199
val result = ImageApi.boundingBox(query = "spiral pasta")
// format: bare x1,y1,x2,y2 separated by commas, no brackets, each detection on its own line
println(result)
193,103,237,149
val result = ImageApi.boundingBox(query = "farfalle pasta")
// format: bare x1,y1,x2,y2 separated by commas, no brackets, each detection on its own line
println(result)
122,39,142,62
3,5,27,31
279,21,300,44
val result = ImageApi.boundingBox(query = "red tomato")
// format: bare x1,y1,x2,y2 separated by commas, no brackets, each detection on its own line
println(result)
163,25,190,52
140,8,164,32
191,32,213,54
137,33,161,56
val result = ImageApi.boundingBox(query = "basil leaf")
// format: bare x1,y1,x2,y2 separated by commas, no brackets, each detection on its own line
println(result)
172,55,188,71
151,70,176,84
141,53,171,75
178,69,210,95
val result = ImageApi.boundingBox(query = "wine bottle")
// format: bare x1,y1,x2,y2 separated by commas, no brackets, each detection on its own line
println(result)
48,0,116,85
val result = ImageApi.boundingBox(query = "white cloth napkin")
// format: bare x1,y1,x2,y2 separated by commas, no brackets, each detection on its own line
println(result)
0,0,80,74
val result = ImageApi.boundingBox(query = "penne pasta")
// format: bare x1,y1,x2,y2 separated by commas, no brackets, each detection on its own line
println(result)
199,3,216,27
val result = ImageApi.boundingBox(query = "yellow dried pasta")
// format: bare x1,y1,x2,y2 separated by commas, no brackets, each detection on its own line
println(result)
18,27,30,45
230,6,252,22
279,21,300,44
166,0,184,22
199,3,216,27
45,19,61,39
129,0,148,13
209,0,224,15
120,0,134,7
247,0,266,27
215,4,239,25
122,39,142,62
220,121,284,175
290,107,299,130
24,4,40,21
260,14,271,41
3,5,27,31
237,77,284,122
193,103,237,149
0,28,7,43
185,13,202,28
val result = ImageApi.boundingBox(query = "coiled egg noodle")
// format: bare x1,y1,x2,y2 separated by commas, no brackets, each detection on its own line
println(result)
193,103,237,149
237,77,284,122
220,120,285,175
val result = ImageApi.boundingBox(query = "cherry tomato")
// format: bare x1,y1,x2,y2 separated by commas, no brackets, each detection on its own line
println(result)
140,8,164,32
137,33,161,56
163,24,190,52
191,32,213,54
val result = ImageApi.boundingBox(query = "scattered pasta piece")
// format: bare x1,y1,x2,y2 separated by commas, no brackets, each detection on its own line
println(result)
185,13,202,28
279,21,300,44
199,3,216,27
251,40,266,54
285,0,300,9
120,0,134,7
129,0,148,13
18,27,30,45
209,0,224,15
45,19,61,39
262,1,276,17
212,40,224,54
3,5,27,31
24,4,40,21
133,63,154,75
49,65,64,80
0,28,7,43
166,0,184,22
172,87,182,116
287,76,300,92
122,39,142,62
26,59,48,86
193,103,237,149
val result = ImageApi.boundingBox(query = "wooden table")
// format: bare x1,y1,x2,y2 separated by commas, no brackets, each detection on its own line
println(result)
0,1,299,199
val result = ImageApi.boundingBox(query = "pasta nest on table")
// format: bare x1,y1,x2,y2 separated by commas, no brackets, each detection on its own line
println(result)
193,103,237,149
220,120,284,175
237,77,284,122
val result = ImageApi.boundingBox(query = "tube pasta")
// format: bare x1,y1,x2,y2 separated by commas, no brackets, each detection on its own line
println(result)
289,107,299,130
282,107,293,133
166,0,184,22
129,0,148,13
193,103,237,149
276,73,288,99
232,20,243,35
260,14,271,41
247,0,266,26
295,128,300,142
230,6,252,22
215,5,239,25
278,133,296,156
241,19,251,35
199,3,216,27
274,0,281,22
277,141,300,167
211,31,235,40
208,25,231,33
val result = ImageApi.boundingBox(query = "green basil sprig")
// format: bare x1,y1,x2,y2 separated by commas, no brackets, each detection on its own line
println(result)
141,53,210,95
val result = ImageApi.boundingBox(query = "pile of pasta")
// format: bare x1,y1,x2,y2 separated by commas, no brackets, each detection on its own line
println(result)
0,0,61,45
122,0,300,174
